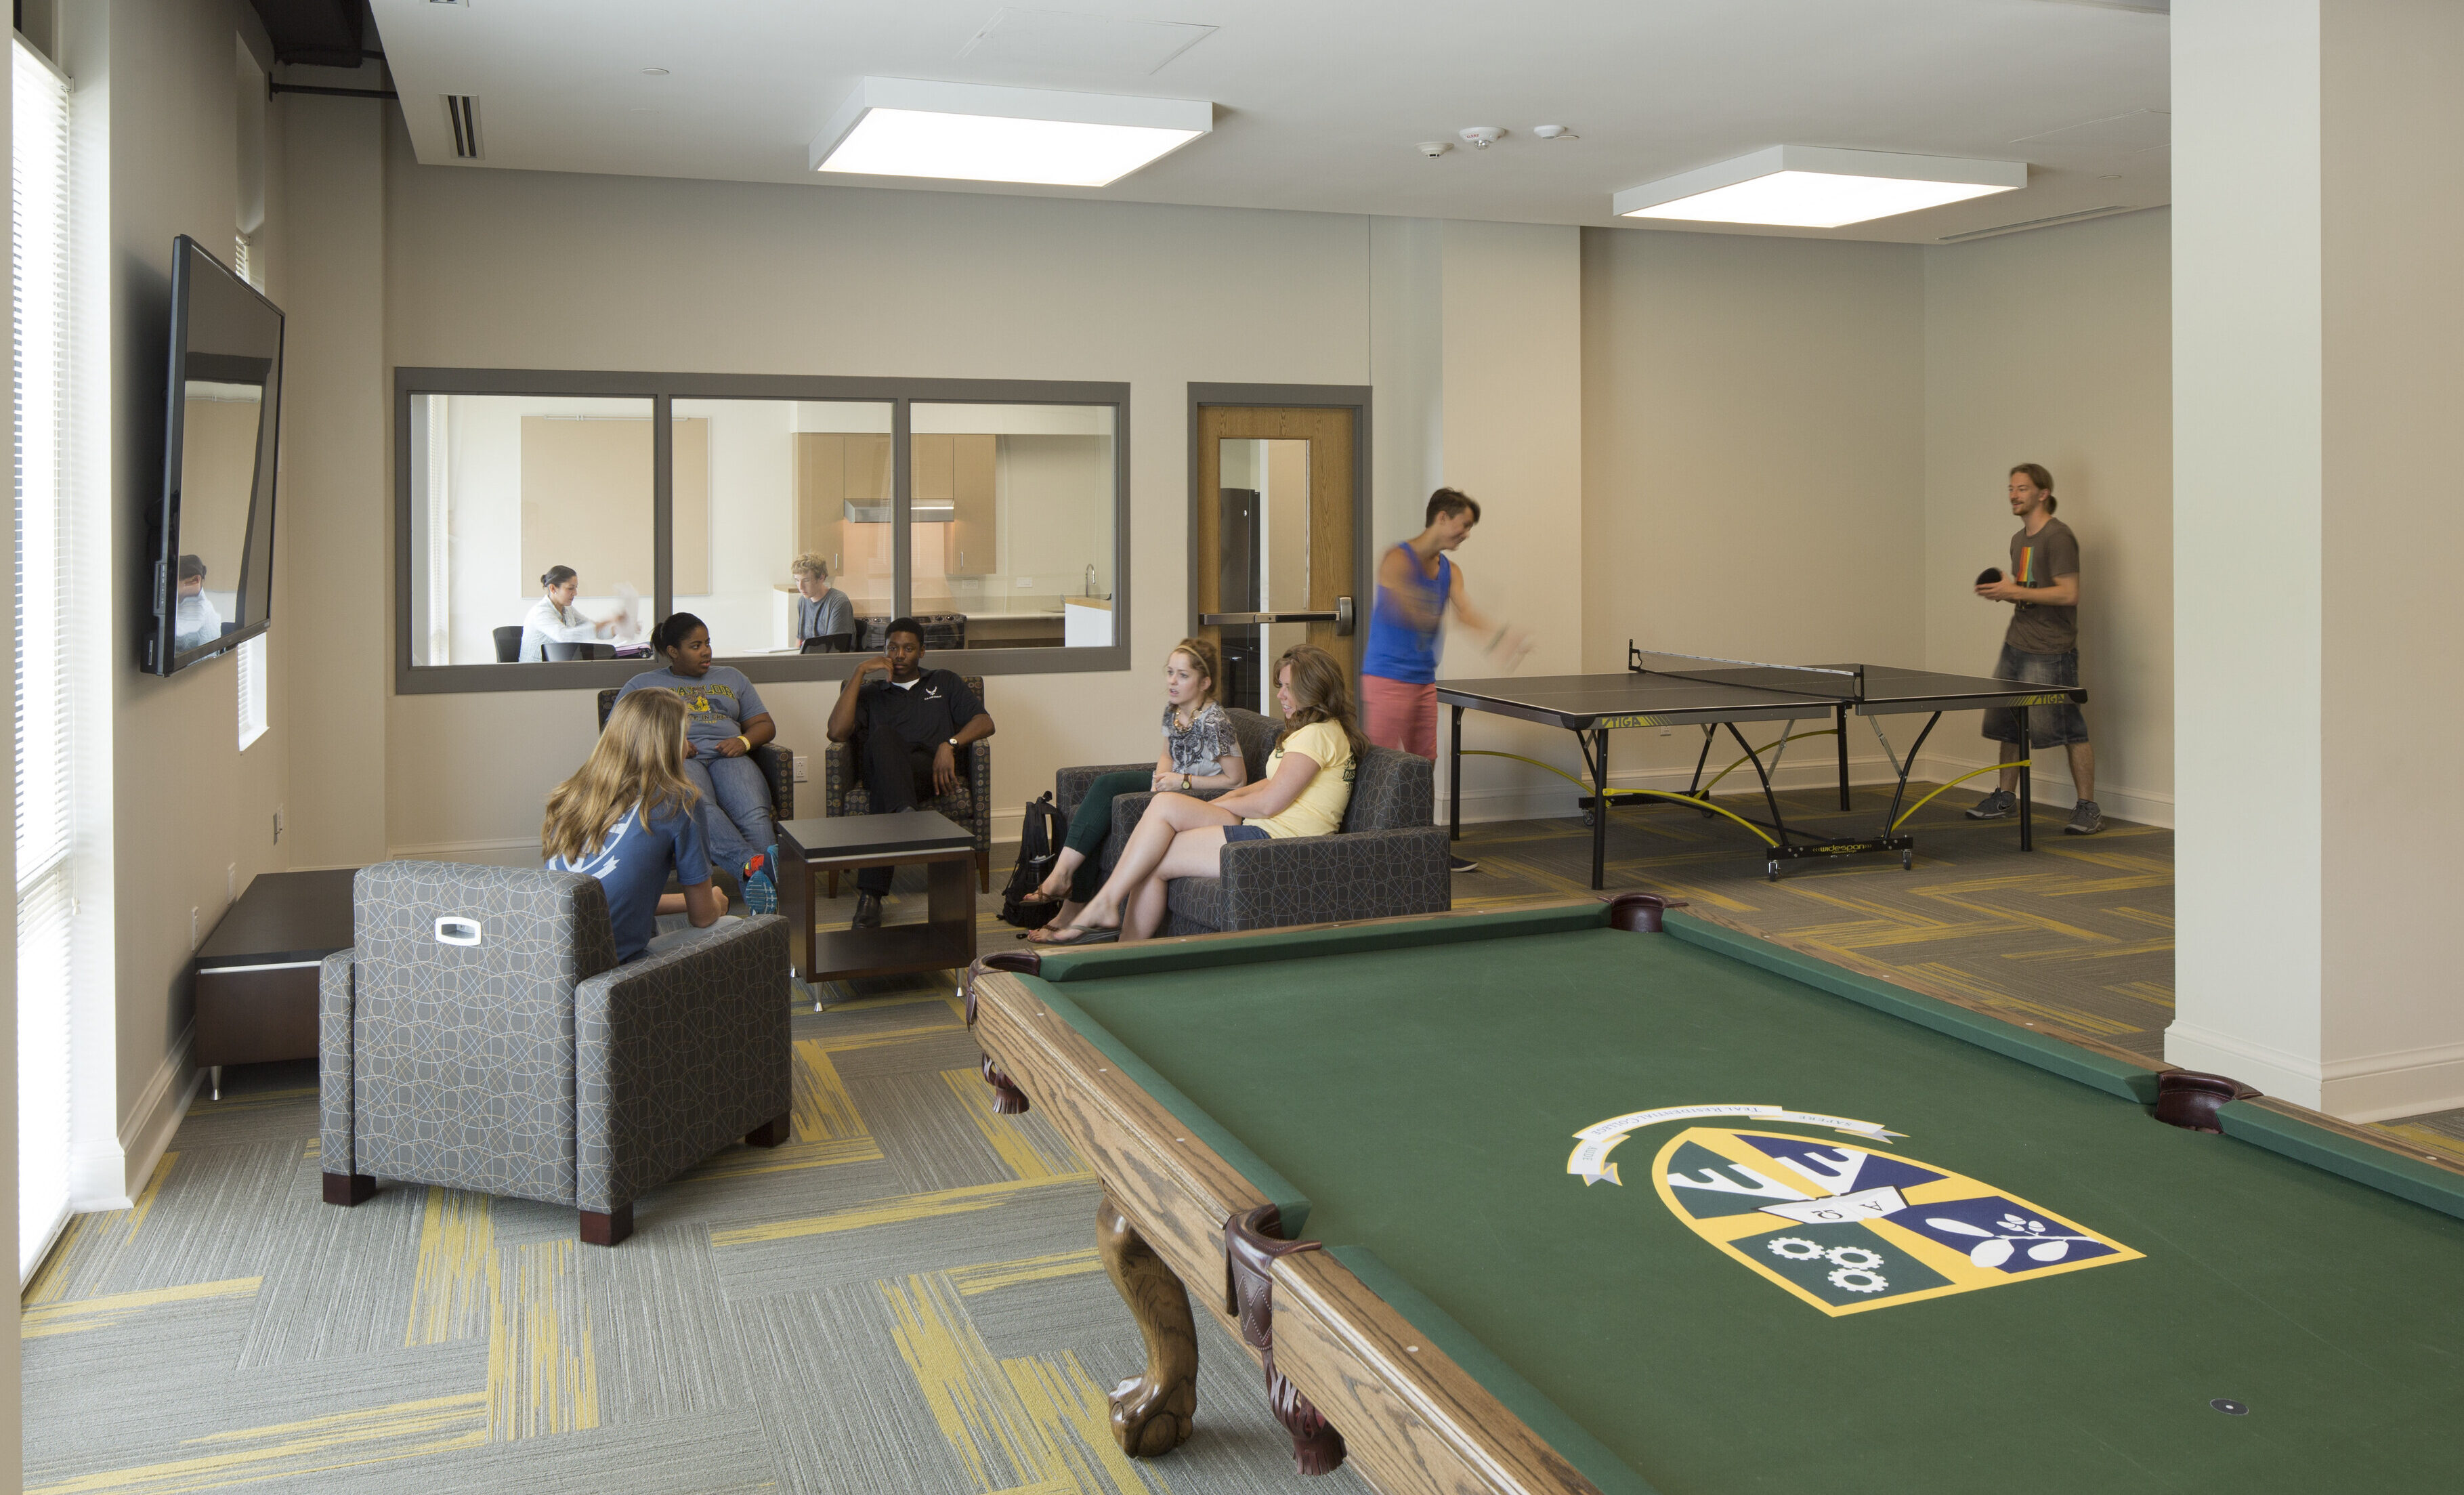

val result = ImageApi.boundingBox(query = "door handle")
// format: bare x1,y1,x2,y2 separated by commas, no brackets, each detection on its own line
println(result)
1199,599,1357,635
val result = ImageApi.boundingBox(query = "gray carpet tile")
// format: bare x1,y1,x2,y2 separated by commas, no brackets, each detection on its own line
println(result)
709,1177,1104,1302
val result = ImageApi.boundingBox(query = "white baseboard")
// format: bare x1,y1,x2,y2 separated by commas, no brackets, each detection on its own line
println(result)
72,1022,203,1212
2158,1023,2464,1122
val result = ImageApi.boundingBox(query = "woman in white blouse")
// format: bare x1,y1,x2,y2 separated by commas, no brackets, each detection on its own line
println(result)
518,565,627,661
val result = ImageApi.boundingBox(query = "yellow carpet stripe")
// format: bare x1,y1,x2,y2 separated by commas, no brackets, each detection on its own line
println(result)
710,1175,1091,1248
942,1070,1082,1183
684,1133,887,1183
487,1240,601,1441
794,1039,869,1141
20,1277,261,1339
814,1022,967,1055
1001,1351,1159,1495
950,1249,1102,1297
404,1188,494,1347
25,1393,488,1494
880,1271,1048,1490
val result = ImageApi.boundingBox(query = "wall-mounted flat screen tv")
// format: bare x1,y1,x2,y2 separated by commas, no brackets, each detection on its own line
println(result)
147,234,283,675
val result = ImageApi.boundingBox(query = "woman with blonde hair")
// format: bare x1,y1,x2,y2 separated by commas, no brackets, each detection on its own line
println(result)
1034,642,1364,945
1019,637,1247,930
543,689,729,963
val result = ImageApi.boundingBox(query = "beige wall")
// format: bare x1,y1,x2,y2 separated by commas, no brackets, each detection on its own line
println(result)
1580,226,1927,797
65,0,292,1201
1920,209,2174,825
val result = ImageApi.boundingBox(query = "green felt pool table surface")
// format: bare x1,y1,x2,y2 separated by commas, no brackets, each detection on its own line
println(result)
1019,905,2464,1495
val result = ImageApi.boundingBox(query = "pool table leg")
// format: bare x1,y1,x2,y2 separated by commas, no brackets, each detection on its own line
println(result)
1097,1192,1198,1457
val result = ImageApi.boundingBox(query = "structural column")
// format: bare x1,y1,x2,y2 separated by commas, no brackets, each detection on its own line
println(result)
2169,0,2464,1118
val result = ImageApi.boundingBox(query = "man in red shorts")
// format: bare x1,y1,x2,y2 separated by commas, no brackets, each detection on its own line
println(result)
1358,488,1527,872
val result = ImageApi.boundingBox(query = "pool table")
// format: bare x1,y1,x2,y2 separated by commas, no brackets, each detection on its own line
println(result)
964,898,2464,1495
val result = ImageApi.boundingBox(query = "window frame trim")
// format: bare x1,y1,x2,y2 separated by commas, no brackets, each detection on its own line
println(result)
392,366,1133,694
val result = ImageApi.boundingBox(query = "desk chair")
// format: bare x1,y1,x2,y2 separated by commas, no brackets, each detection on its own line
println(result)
801,634,855,654
493,625,524,662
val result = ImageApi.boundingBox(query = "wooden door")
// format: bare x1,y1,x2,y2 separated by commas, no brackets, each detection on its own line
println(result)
1193,406,1358,709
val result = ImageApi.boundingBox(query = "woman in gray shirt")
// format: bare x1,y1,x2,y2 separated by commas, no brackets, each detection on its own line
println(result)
790,553,857,650
1021,639,1246,924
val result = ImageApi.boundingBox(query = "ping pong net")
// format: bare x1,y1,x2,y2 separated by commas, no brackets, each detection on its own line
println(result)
1627,641,1866,702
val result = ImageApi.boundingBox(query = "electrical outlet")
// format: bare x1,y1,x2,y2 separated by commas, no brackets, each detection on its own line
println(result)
1660,727,1672,736
792,753,809,784
273,805,284,844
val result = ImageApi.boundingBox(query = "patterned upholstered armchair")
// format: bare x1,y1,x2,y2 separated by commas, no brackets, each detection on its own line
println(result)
822,673,993,893
1053,706,1280,823
597,690,794,821
318,862,792,1246
1097,743,1450,936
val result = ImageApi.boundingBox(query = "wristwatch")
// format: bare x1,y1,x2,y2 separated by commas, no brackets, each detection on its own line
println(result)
1181,773,1192,791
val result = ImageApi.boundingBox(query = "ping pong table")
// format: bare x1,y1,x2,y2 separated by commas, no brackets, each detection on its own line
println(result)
1438,644,2088,888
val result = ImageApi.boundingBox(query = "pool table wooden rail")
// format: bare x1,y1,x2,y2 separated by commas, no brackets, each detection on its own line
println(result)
969,928,1621,1495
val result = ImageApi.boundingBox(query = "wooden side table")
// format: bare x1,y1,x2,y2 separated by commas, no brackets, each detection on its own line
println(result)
775,811,977,1008
194,867,359,1099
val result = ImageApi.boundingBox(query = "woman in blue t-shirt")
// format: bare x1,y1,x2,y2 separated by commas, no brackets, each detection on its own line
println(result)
616,612,781,912
543,690,727,963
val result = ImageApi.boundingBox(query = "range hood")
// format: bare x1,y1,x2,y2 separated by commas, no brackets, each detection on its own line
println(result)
845,501,954,524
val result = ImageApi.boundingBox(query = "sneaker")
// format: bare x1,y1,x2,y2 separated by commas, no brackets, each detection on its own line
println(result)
740,848,778,915
1449,854,1480,874
1964,788,2017,820
851,891,884,930
2064,799,2104,836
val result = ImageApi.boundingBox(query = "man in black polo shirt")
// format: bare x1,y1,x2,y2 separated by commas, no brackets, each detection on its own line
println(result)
825,617,996,928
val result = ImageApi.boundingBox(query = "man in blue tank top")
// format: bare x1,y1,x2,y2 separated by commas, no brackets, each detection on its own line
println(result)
1359,488,1528,872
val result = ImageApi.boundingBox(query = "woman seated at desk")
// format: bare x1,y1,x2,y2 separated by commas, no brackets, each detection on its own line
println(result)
519,564,629,661
1033,643,1360,946
790,553,856,651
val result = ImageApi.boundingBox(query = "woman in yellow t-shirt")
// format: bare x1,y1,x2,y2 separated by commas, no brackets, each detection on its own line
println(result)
1033,644,1367,945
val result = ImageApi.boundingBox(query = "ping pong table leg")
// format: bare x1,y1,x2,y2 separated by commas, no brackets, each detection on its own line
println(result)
1835,704,1851,811
2018,707,2033,852
1588,729,1609,891
1449,705,1463,843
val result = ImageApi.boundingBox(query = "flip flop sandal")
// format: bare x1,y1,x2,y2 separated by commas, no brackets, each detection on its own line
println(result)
1031,923,1119,946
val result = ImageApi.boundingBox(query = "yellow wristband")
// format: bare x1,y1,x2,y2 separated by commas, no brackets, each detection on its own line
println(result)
736,735,751,752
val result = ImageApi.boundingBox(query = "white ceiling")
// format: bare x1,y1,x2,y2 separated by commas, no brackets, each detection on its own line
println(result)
362,0,2169,245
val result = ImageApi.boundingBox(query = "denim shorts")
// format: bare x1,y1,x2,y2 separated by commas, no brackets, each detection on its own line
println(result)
1223,824,1271,844
1980,645,2089,748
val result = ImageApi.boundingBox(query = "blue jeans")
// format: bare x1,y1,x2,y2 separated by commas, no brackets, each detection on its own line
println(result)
683,751,773,872
1980,646,2090,748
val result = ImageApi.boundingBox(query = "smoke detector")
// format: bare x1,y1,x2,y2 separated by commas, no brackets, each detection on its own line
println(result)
1458,126,1504,149
1533,125,1577,140
1416,140,1451,158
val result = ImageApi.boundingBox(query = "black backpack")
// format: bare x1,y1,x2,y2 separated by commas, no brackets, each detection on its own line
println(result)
997,793,1069,930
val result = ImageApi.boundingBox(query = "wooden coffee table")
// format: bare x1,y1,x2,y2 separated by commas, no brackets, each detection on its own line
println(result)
775,810,977,1007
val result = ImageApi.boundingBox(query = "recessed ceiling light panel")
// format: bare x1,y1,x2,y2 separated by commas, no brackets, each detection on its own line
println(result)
811,77,1210,188
1614,146,2025,228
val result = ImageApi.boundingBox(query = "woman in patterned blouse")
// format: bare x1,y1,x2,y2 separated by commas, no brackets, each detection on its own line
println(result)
1020,638,1246,928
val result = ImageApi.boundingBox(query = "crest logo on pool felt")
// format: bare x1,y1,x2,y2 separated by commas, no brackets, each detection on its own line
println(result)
1567,1108,2140,1316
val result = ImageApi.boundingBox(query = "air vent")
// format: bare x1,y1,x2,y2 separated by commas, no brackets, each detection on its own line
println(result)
1936,205,2136,244
443,96,482,159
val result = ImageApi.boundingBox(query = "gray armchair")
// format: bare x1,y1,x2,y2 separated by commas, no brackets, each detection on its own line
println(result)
318,862,791,1246
1088,740,1450,936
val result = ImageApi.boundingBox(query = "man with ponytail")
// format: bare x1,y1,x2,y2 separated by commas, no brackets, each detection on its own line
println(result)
1970,463,2100,836
543,690,728,963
